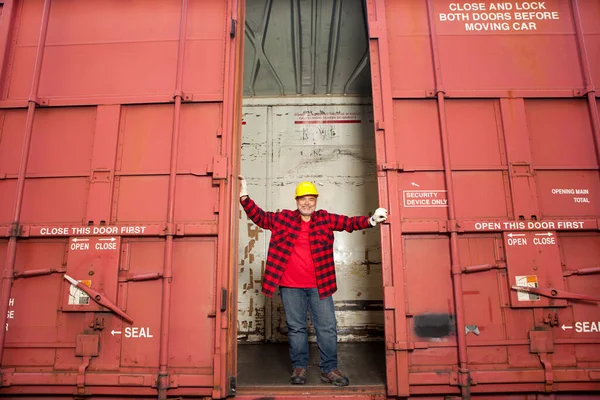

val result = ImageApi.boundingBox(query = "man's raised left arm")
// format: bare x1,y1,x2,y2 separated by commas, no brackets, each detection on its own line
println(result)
327,208,388,232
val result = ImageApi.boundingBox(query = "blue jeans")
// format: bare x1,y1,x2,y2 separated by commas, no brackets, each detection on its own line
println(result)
279,287,338,373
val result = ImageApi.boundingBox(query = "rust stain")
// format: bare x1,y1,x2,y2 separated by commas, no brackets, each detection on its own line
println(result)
241,238,257,266
255,266,263,284
248,297,254,317
248,269,254,289
260,261,265,279
357,291,362,297
247,223,262,240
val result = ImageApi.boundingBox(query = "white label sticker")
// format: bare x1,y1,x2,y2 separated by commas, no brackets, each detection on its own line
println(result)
515,275,540,301
403,190,448,208
68,280,91,305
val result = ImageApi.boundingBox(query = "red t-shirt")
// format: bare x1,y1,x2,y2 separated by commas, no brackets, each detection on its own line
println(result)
279,220,317,288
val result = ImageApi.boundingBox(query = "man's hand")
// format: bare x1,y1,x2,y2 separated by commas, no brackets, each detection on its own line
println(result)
239,175,248,199
370,208,388,226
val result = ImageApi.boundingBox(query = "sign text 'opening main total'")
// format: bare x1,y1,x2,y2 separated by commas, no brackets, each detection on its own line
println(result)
40,226,147,236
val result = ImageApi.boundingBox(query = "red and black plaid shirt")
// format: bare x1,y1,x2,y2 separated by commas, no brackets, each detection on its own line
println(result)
241,197,373,299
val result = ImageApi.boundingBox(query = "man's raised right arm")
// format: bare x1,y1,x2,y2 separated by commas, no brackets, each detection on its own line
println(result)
239,175,276,230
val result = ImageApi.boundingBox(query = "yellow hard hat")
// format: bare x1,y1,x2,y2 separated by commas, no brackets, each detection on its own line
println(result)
295,181,319,198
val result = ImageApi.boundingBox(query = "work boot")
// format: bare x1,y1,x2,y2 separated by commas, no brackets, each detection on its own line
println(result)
321,369,350,386
290,367,307,384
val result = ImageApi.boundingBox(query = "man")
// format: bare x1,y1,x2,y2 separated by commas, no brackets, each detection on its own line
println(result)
238,176,388,386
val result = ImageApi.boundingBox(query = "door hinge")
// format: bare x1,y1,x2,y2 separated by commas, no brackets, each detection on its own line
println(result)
377,162,400,172
368,22,381,39
221,288,227,312
8,223,19,237
230,19,236,38
209,156,228,180
383,286,395,309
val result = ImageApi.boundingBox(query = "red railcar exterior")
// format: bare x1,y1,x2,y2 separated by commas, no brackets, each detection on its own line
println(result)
0,0,598,399
367,0,600,398
0,0,244,398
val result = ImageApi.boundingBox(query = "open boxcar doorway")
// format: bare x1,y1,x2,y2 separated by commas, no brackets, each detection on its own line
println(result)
234,0,387,395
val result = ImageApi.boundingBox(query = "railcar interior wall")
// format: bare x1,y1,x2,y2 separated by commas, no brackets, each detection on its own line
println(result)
0,0,598,399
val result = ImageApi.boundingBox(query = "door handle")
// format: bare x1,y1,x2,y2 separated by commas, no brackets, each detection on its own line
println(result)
511,286,600,302
64,274,134,323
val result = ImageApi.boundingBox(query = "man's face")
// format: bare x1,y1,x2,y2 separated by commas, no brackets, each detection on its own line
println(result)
296,195,317,217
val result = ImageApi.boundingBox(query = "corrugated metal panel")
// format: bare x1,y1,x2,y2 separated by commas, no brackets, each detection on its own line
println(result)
368,0,600,397
243,0,371,96
0,1,243,398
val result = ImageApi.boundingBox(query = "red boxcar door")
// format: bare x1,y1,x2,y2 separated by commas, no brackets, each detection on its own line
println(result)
0,0,244,399
366,0,600,398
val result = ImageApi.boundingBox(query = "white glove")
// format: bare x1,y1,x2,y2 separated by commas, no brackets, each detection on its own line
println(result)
370,208,388,226
239,175,248,198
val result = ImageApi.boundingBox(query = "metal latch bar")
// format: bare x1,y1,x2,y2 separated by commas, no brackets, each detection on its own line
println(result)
118,272,163,283
563,267,600,277
377,162,400,171
462,263,506,273
14,268,66,279
512,286,600,302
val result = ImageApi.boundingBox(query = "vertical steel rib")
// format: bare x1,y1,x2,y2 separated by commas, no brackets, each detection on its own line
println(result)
291,0,302,94
425,0,470,398
0,0,52,364
571,0,600,164
157,1,188,399
311,0,317,94
326,0,343,94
